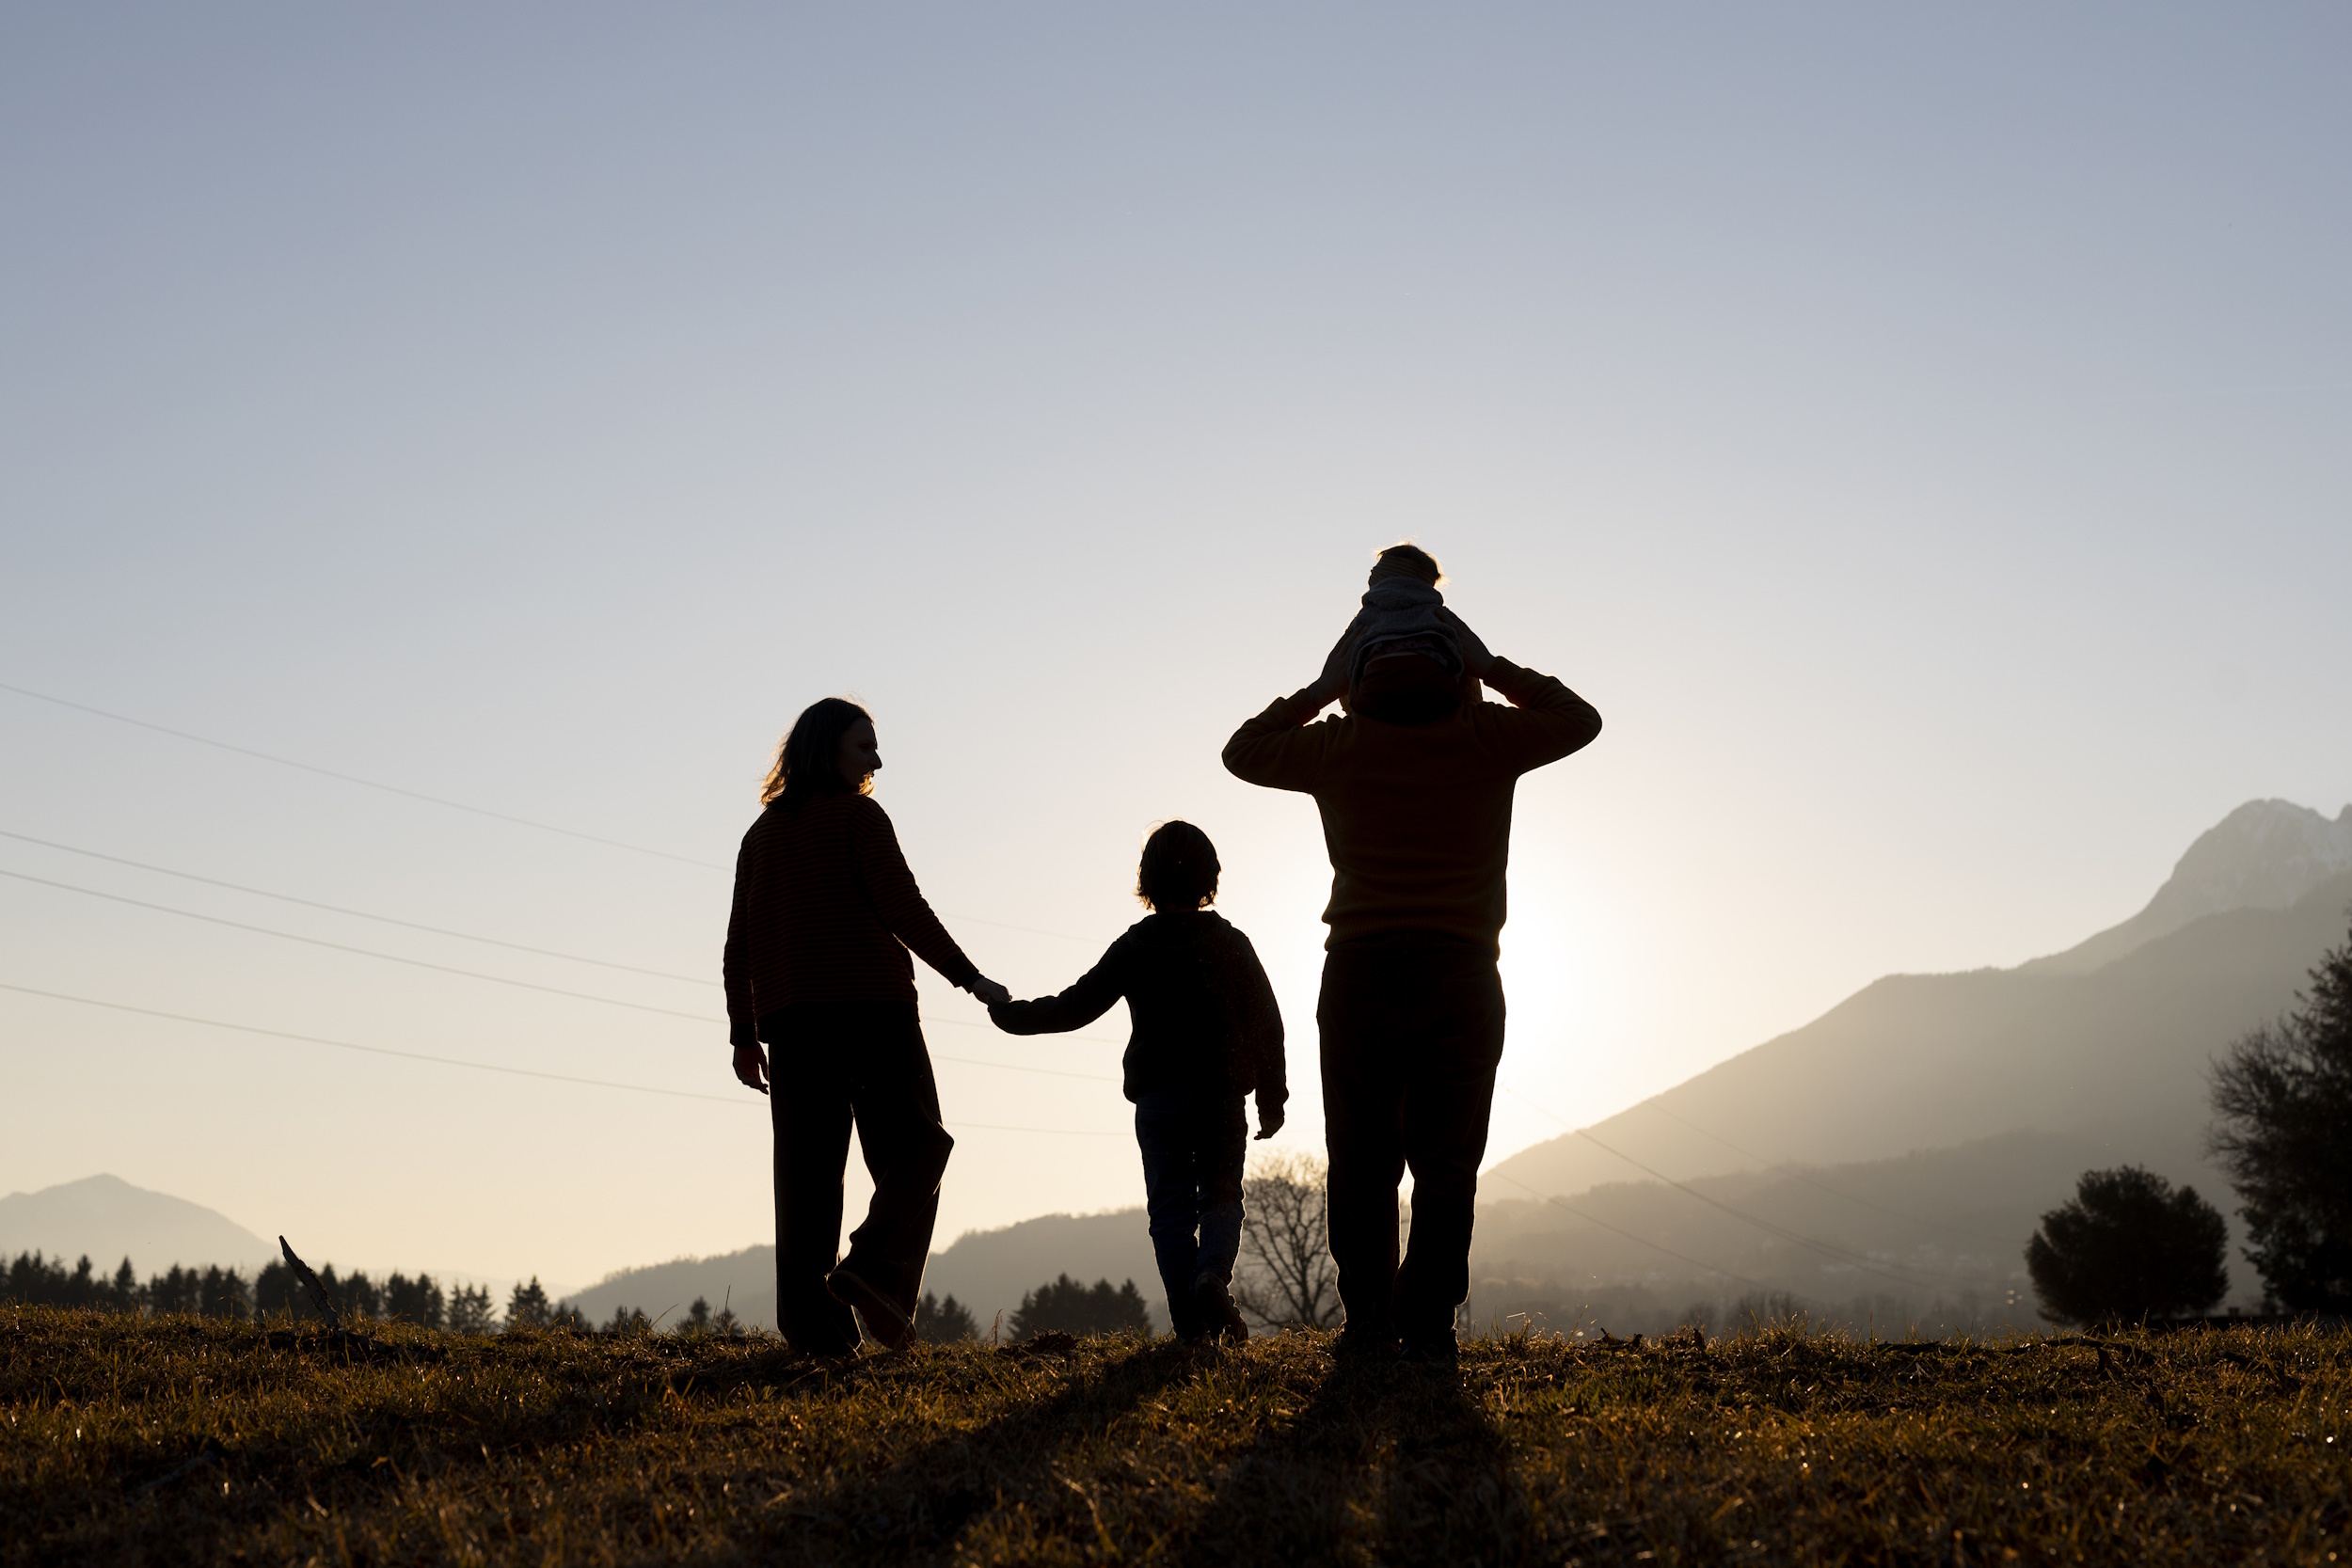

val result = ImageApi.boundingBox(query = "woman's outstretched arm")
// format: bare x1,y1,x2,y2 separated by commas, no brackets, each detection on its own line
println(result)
846,799,1007,1001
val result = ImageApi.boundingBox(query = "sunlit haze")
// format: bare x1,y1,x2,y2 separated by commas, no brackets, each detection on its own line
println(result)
4,6,2348,1292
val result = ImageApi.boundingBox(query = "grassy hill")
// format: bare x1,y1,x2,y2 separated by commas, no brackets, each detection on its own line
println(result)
8,1306,2349,1564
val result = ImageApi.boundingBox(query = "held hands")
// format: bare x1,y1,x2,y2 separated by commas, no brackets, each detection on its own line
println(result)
1254,1102,1286,1141
968,974,1012,1008
733,1043,770,1096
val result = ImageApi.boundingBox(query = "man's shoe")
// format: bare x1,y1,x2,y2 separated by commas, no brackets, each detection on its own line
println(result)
1193,1279,1250,1344
1397,1336,1459,1373
824,1266,914,1352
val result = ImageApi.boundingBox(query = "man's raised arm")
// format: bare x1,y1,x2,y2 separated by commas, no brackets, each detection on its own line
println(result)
1478,657,1603,772
1221,682,1337,792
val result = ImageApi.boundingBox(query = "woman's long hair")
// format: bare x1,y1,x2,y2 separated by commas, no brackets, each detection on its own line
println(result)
760,697,874,811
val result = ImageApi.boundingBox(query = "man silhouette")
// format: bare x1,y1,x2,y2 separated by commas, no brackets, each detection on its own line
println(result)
1222,545,1602,1367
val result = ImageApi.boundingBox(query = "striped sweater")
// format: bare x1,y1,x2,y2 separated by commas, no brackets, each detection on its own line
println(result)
723,793,979,1046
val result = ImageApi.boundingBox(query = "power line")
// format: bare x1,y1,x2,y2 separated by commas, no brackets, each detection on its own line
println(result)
1493,1074,2010,1292
0,679,723,868
0,826,712,983
0,980,1123,1137
1481,1169,1778,1293
2,865,1143,1060
1636,1101,2011,1246
929,1053,1117,1085
1569,1126,2011,1293
0,829,1129,1046
0,866,723,1023
0,682,1093,943
0,979,740,1101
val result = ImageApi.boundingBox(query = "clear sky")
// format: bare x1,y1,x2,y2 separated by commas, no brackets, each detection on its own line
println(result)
4,5,2347,1293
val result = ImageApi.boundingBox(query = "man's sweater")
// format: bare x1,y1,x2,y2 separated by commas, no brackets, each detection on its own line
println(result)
988,910,1287,1107
1220,658,1602,954
723,792,978,1046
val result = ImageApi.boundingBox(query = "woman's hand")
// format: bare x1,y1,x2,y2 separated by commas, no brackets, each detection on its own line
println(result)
733,1044,770,1095
968,974,1011,1007
1254,1103,1286,1140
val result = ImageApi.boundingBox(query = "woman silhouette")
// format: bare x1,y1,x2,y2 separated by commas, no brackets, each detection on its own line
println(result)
724,697,1008,1354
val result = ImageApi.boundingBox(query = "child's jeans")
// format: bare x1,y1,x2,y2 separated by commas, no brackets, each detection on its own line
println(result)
1134,1089,1248,1336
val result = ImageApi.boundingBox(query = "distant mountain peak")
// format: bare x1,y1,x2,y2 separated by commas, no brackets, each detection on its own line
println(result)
0,1173,272,1271
2025,799,2352,975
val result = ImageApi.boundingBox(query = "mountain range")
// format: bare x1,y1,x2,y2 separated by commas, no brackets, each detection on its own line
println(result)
1476,799,2352,1321
17,800,2349,1335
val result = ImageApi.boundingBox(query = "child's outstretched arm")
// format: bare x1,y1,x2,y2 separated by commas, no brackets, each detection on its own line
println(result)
987,942,1128,1036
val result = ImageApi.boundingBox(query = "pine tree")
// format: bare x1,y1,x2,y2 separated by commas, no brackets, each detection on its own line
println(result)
916,1291,980,1342
151,1265,200,1317
447,1283,496,1335
340,1270,382,1322
110,1258,142,1315
604,1305,649,1336
382,1272,445,1329
682,1297,712,1336
505,1276,552,1331
199,1265,254,1321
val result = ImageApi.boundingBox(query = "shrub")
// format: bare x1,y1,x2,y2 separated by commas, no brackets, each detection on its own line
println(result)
2025,1165,2229,1325
2210,924,2352,1309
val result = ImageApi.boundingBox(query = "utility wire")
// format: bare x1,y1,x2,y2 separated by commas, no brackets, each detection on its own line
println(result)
0,864,1132,1065
0,827,711,983
930,1054,1117,1085
1636,1101,2011,1246
0,679,723,868
1494,1074,2010,1291
0,866,723,1022
1500,1073,2011,1249
1570,1127,2011,1293
0,681,1093,943
1481,1169,1778,1293
0,980,1122,1136
0,979,738,1101
0,831,1128,1045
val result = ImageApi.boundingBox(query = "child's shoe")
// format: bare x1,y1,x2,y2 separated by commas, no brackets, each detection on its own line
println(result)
1192,1279,1249,1344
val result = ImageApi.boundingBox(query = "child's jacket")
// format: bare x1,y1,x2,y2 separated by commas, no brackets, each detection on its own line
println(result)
990,911,1286,1108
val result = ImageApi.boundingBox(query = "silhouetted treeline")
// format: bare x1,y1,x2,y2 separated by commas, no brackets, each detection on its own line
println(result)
5,1251,253,1319
1009,1275,1152,1339
3,1251,582,1335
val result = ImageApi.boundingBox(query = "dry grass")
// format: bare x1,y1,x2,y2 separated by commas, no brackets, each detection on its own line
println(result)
6,1305,2351,1565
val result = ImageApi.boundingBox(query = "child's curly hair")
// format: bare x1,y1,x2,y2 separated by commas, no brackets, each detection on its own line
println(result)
1136,821,1220,911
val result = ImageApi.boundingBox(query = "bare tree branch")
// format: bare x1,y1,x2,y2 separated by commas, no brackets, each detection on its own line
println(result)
1234,1152,1343,1329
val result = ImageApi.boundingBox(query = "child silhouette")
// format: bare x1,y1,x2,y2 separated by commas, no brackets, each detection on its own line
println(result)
990,821,1286,1341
